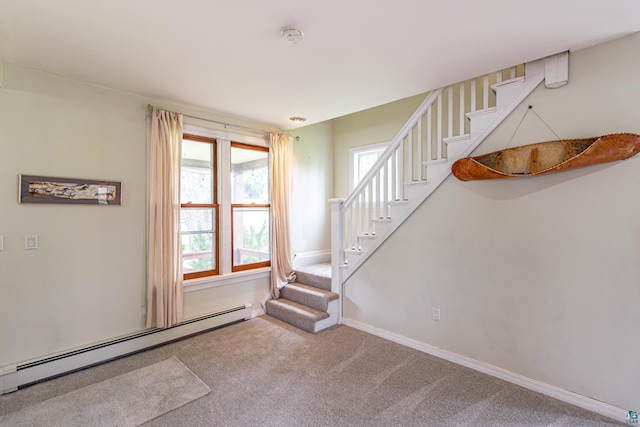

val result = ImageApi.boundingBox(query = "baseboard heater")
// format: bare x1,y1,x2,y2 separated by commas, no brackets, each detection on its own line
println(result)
1,303,252,395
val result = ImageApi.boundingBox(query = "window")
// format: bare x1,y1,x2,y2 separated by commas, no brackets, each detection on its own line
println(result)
180,134,270,281
181,134,218,280
349,142,389,190
231,143,270,272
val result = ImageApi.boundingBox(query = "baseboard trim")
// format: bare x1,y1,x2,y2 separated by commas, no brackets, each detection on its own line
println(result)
251,308,265,318
292,250,330,268
1,304,253,395
341,317,629,424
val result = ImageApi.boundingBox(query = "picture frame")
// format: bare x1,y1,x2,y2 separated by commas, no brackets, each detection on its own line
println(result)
19,174,122,205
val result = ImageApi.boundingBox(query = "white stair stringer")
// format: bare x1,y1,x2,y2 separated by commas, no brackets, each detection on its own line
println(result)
314,298,339,332
336,59,546,284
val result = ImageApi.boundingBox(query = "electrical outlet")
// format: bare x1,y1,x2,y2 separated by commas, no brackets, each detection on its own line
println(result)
24,234,38,250
0,235,3,251
432,307,441,322
140,307,147,318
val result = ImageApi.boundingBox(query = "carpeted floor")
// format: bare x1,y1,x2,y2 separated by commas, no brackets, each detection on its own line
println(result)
0,316,621,426
0,356,209,427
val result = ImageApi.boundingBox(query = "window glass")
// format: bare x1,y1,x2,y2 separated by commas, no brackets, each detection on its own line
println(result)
181,208,216,273
181,135,218,279
231,146,269,204
181,139,213,204
350,143,388,190
232,207,270,268
230,143,270,272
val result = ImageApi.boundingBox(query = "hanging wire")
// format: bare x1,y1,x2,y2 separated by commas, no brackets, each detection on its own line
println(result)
505,105,562,149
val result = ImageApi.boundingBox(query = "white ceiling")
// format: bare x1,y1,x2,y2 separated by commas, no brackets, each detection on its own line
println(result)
0,1,638,130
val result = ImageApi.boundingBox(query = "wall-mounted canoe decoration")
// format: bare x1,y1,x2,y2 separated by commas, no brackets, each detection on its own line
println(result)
451,133,640,181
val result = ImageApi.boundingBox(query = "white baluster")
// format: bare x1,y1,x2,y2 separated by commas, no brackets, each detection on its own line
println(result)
459,82,465,136
343,204,350,252
398,140,404,199
407,129,413,181
383,159,389,217
349,204,355,252
448,86,453,138
373,169,382,218
391,148,397,201
353,199,359,245
364,181,375,234
471,79,477,112
361,190,367,240
437,93,443,160
417,118,423,180
483,75,489,110
427,105,432,161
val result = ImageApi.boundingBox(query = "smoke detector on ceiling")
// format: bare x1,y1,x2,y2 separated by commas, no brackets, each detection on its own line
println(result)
281,28,304,45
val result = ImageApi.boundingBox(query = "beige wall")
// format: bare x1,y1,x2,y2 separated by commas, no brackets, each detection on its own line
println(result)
290,121,334,255
338,33,640,410
0,65,278,365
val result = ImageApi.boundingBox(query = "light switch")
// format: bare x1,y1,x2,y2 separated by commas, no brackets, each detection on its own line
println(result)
25,234,38,250
0,235,3,251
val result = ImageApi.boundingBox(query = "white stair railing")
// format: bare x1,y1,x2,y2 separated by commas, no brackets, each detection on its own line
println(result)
331,65,525,282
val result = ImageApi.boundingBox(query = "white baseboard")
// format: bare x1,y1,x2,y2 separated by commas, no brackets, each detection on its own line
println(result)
341,317,630,424
292,250,330,268
1,304,252,395
251,307,265,318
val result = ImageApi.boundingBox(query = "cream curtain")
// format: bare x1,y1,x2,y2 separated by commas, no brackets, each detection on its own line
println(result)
269,133,296,299
146,108,184,328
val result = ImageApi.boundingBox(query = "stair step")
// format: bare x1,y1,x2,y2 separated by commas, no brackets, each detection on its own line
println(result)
423,160,451,180
443,134,472,162
344,249,362,267
404,180,429,200
386,199,408,219
491,75,525,92
466,107,497,120
371,217,393,236
467,107,498,135
280,283,338,312
265,298,329,333
442,134,470,144
493,76,527,108
295,263,331,291
357,233,377,252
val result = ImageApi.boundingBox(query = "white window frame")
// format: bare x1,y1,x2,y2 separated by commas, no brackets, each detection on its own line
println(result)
349,141,390,191
182,123,270,292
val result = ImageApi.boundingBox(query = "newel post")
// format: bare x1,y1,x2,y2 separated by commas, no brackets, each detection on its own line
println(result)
329,198,345,320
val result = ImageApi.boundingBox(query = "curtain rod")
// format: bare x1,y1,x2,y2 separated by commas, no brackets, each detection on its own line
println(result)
147,104,272,136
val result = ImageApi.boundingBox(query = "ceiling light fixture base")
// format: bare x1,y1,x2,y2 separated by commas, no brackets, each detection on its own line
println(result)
281,28,304,45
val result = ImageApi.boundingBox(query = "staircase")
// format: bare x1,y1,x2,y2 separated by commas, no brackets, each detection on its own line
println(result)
265,263,339,333
268,54,563,333
331,58,547,281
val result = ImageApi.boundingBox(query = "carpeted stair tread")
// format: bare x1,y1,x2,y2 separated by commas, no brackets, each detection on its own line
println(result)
280,283,338,312
265,298,329,333
294,263,331,291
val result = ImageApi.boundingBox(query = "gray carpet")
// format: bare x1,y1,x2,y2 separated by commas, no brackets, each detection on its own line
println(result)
0,317,621,426
0,356,210,427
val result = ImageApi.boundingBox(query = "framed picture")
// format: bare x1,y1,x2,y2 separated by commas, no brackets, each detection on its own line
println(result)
19,175,122,205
